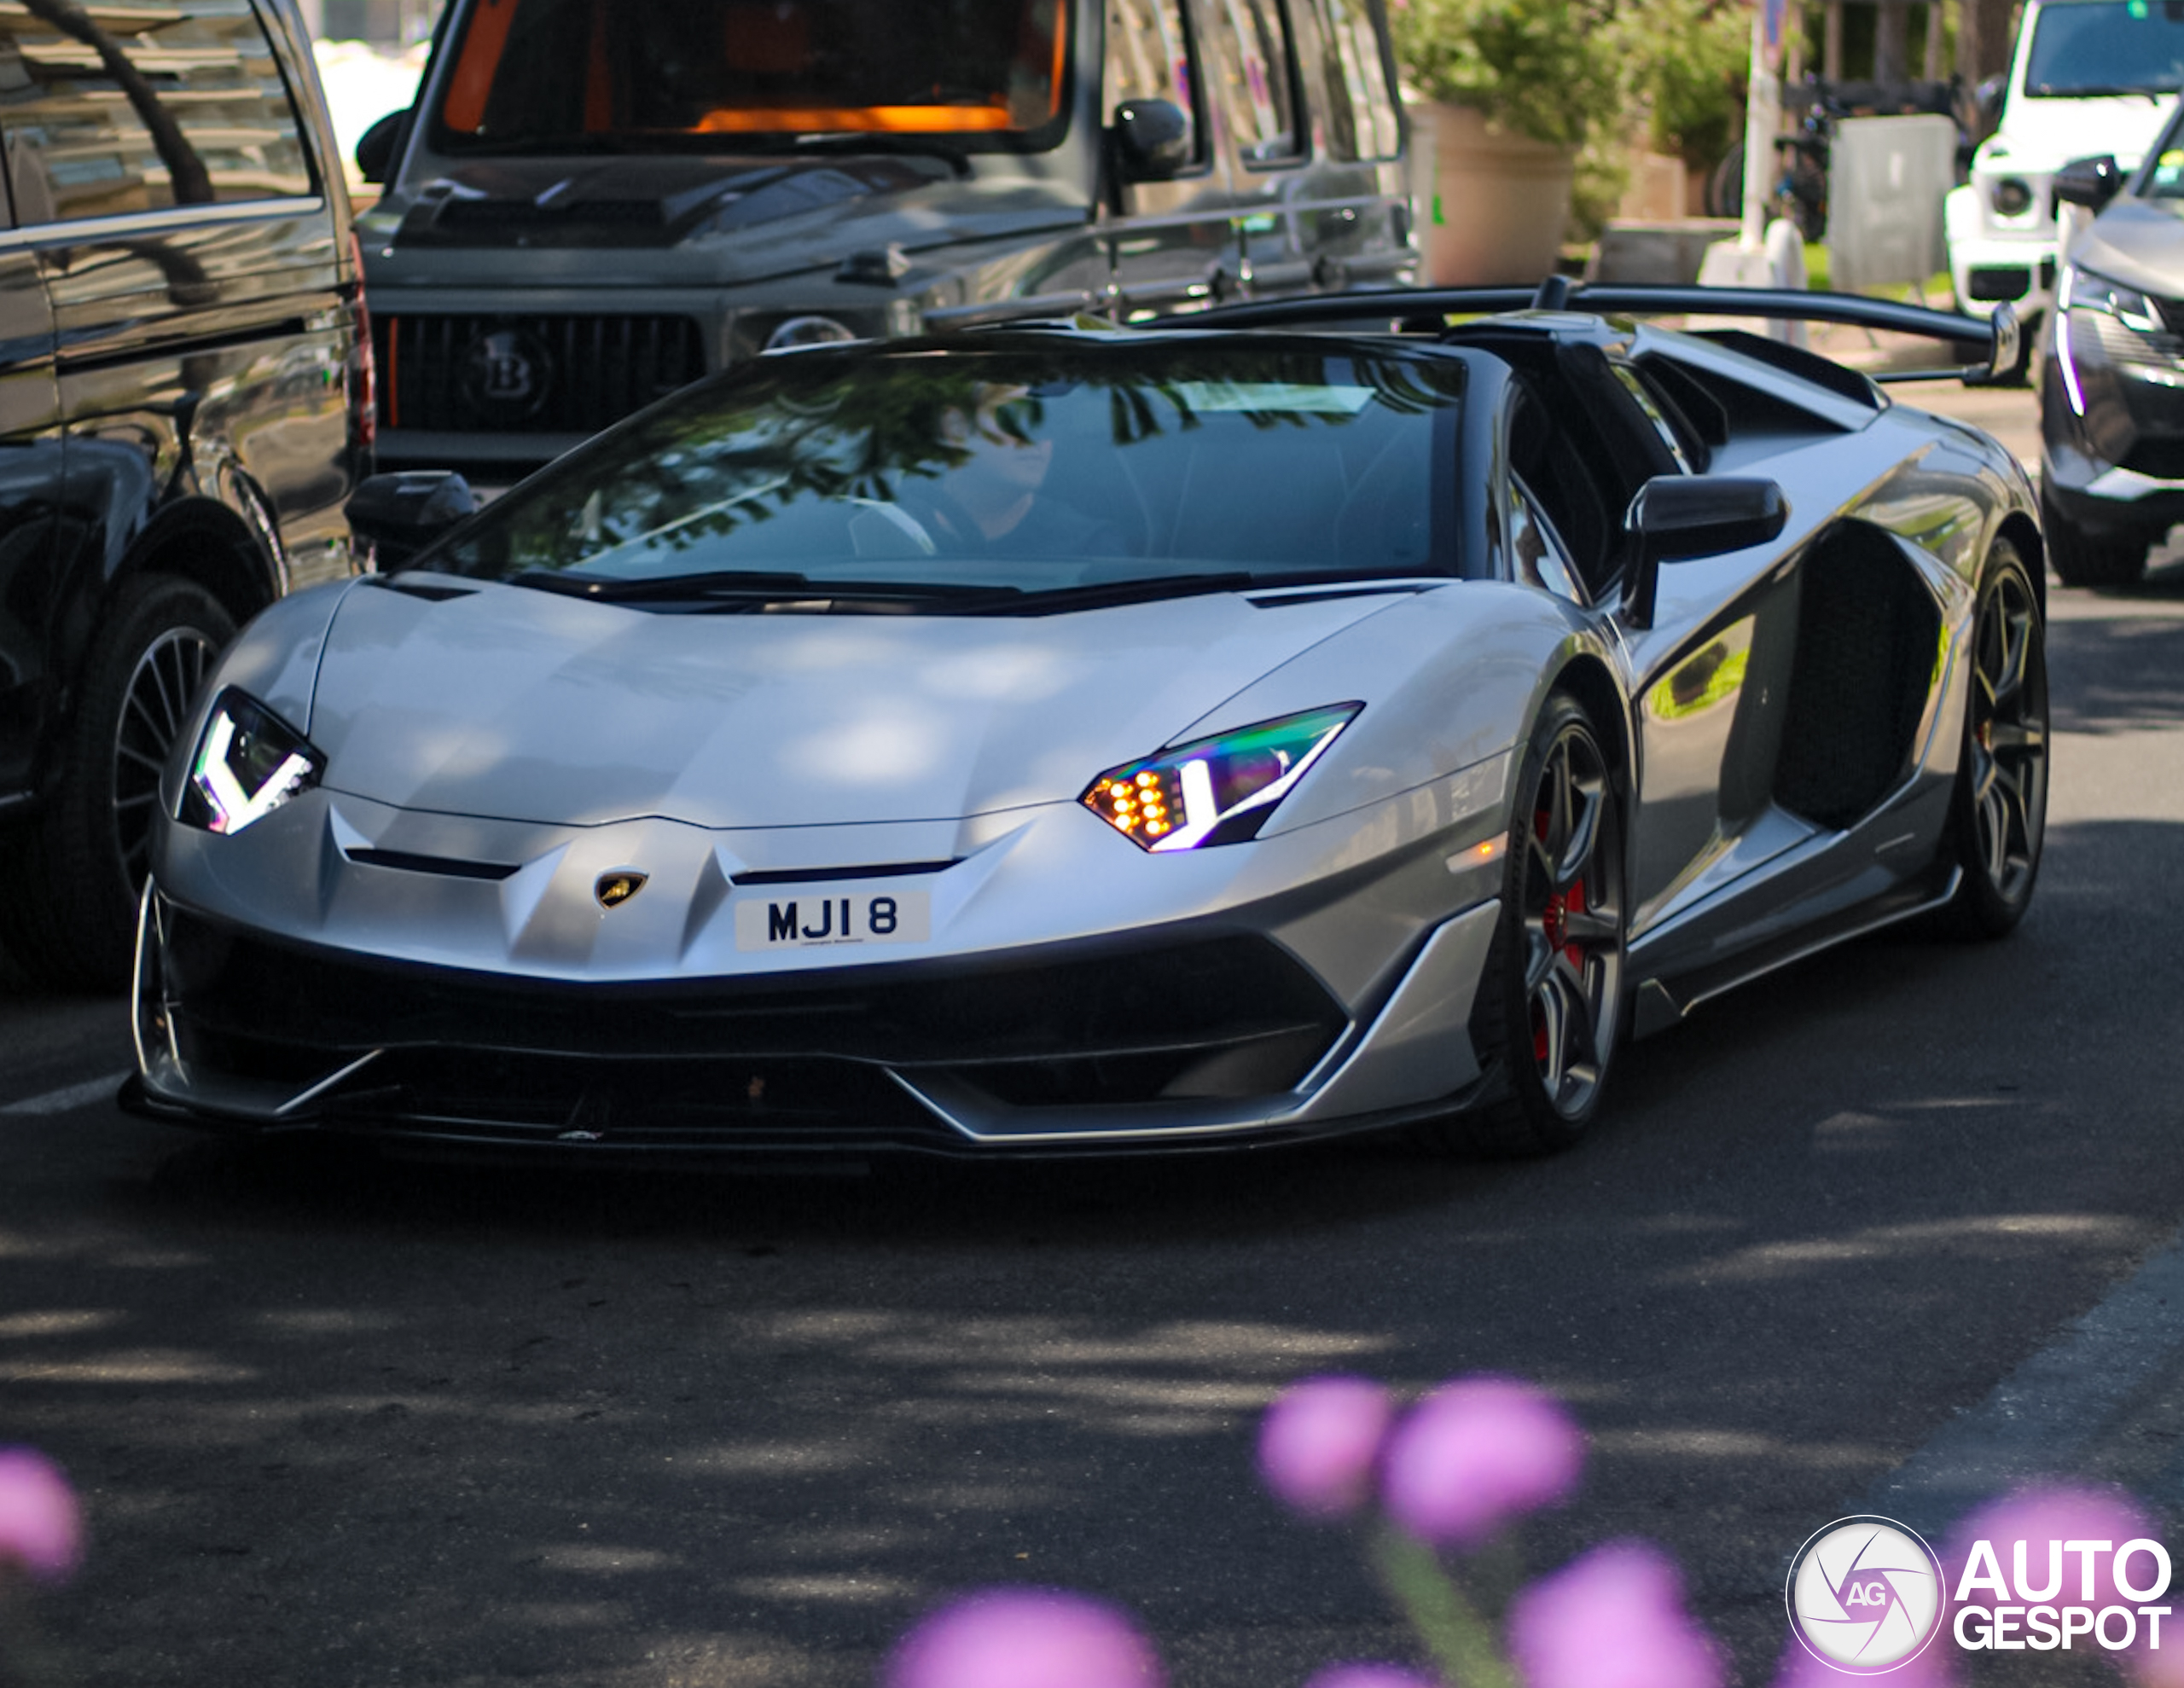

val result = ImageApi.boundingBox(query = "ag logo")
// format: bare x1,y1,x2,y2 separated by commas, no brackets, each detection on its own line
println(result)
459,328,554,421
1787,1516,1945,1673
595,871,648,910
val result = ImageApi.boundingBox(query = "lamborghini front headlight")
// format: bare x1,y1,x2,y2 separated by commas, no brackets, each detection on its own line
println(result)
177,690,323,835
1081,704,1360,851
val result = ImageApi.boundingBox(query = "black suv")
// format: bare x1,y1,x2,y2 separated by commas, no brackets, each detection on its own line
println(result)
0,0,372,989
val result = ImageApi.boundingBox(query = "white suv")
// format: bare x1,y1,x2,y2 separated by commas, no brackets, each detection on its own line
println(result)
1945,0,2180,324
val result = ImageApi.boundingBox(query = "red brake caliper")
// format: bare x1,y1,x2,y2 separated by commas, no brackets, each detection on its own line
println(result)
1533,805,1588,1065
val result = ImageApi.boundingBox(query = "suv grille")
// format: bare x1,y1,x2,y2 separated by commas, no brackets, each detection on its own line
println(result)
375,313,708,436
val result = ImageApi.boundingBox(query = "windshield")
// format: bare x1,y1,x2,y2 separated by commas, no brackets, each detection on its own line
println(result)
2024,0,2184,97
430,344,1464,604
431,0,1072,154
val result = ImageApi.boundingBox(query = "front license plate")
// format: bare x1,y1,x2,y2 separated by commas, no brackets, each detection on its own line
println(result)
734,889,932,951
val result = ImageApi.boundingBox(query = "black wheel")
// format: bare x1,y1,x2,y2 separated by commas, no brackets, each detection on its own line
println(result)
1944,544,2048,938
1424,694,1627,1156
2042,483,2148,587
0,576,233,991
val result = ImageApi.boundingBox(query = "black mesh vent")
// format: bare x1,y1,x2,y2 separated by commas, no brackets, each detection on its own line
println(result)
1774,523,1942,830
160,914,1349,1129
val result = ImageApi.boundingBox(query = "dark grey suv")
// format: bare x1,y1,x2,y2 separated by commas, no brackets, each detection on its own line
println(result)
0,0,372,989
2042,113,2184,585
355,0,1415,479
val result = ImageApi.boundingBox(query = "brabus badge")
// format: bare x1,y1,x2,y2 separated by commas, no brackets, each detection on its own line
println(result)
595,872,648,909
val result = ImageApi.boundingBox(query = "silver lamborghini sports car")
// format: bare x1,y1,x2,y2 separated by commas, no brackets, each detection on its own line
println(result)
125,287,2047,1160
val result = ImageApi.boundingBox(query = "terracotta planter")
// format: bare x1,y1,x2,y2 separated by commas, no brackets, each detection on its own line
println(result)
1411,100,1576,286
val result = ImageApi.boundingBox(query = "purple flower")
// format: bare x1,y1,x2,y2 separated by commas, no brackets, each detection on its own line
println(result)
1259,1376,1395,1520
1945,1484,2176,1680
1507,1541,1722,1688
886,1589,1163,1688
0,1447,80,1584
1379,1376,1583,1548
1302,1668,1442,1688
1772,1636,1957,1688
1944,1483,2157,1610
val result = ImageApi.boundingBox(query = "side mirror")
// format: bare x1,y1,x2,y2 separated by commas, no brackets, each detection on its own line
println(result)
1110,98,1191,183
2053,154,2123,213
1620,476,1788,629
346,471,478,571
1975,73,2006,131
356,108,409,186
1965,299,2029,388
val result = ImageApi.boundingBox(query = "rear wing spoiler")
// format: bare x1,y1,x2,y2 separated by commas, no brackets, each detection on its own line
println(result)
1146,281,2028,389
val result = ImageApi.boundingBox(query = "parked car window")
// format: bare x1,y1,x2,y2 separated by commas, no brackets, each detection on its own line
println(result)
1205,0,1300,165
432,345,1463,594
0,0,314,225
432,0,1072,153
1106,0,1204,163
2023,0,2184,97
1311,0,1398,160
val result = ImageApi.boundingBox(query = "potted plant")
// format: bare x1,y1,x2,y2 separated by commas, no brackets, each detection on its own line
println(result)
1392,0,1624,283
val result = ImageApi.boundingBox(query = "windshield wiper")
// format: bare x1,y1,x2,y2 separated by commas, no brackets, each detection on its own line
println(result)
952,572,1263,616
791,132,973,177
509,569,1015,604
954,570,1447,616
2028,83,2164,99
512,568,816,600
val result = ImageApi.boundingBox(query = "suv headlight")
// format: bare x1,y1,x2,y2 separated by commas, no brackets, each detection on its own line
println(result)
1081,704,1360,851
2060,264,2163,332
178,690,323,835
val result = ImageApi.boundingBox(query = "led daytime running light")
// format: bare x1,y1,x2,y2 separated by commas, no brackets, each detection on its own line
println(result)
1082,704,1361,851
182,691,323,836
2061,265,2163,334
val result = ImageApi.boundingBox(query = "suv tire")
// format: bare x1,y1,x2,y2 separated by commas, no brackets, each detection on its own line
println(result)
0,577,233,991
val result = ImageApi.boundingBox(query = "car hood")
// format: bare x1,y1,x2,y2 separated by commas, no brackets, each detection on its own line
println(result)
371,155,1088,285
1983,91,2175,173
2072,194,2184,293
305,580,1409,829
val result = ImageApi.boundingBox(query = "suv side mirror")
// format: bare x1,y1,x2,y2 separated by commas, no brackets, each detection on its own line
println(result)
356,108,409,186
2053,154,2123,213
1975,73,2006,131
346,471,478,571
1619,476,1788,628
1110,99,1192,183
1965,300,2029,388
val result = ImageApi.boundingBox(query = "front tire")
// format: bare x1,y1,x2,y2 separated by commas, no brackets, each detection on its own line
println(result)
1426,694,1628,1157
1944,543,2048,938
0,576,233,991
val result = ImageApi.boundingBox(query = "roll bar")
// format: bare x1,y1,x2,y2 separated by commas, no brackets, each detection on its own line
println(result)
1142,281,2028,388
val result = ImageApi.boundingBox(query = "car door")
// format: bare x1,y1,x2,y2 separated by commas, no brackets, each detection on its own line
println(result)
1501,344,1812,940
1103,0,1246,316
13,0,353,596
1232,0,1410,297
0,47,63,804
1609,351,1955,968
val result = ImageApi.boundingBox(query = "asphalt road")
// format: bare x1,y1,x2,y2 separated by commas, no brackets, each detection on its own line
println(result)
4,382,2184,1688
